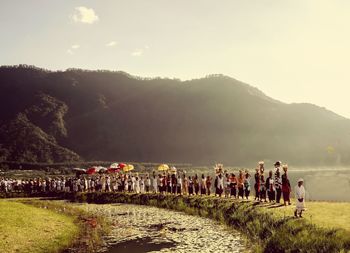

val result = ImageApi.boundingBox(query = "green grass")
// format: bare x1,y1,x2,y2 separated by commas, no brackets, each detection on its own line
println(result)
20,198,111,253
0,199,79,253
305,201,350,232
259,200,350,232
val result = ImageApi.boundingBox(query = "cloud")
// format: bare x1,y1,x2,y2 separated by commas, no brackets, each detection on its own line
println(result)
106,41,117,47
131,49,143,57
71,44,80,49
71,6,99,24
66,44,80,55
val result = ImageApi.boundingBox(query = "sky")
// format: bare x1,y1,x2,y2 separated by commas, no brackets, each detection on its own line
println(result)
1,0,350,118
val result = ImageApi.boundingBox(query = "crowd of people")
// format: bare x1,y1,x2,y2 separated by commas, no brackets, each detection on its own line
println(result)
0,161,306,217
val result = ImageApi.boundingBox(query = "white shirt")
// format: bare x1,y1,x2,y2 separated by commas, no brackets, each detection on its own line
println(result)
217,177,224,189
295,185,305,200
295,185,306,210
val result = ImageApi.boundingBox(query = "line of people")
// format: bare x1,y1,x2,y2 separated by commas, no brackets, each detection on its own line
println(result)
0,172,250,198
0,161,306,217
0,161,299,209
253,161,292,206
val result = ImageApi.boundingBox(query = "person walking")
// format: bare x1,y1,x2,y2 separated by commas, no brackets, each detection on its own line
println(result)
200,174,207,195
266,170,275,202
145,176,151,193
135,177,140,193
254,168,260,201
171,174,177,194
194,174,200,195
294,178,306,218
215,174,224,197
183,175,188,195
160,175,166,194
244,171,251,200
152,175,158,193
257,162,266,202
140,177,145,193
274,161,282,203
224,173,231,198
188,176,194,195
131,175,136,192
230,173,237,198
166,174,172,194
260,174,267,202
282,164,292,206
237,170,245,199
177,174,183,195
206,176,212,195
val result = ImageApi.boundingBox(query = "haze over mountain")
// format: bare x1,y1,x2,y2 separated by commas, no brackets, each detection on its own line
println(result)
0,65,349,167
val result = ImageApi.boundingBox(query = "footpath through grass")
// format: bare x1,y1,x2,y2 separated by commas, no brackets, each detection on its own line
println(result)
0,199,79,253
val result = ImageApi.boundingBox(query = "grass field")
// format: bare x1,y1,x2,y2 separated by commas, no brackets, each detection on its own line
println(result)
0,199,79,253
256,199,350,232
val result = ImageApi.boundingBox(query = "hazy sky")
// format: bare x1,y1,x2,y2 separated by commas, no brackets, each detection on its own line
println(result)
1,0,350,118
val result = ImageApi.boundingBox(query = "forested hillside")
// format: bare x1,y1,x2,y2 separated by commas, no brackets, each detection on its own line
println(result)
1,65,349,166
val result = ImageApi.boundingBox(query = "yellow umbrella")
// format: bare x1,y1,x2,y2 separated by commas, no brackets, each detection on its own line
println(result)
123,164,134,172
158,164,169,171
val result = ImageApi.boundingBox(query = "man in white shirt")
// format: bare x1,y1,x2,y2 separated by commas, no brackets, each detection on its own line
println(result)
294,178,306,218
135,177,140,193
216,174,224,197
131,175,136,192
152,175,158,193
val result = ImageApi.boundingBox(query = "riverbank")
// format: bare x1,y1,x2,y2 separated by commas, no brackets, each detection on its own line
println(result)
70,192,350,253
0,198,110,253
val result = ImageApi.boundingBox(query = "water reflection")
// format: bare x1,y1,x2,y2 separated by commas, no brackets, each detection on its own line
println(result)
287,169,350,201
107,237,176,253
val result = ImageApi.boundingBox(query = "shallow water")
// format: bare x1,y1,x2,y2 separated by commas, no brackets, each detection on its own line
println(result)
78,203,247,253
287,169,350,202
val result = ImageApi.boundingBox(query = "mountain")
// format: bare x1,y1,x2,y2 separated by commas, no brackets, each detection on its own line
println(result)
0,65,349,167
0,113,80,163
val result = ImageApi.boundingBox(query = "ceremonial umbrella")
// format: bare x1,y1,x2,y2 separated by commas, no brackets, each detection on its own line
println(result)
86,167,97,175
118,163,127,169
73,168,86,173
110,163,119,168
108,163,120,173
123,164,134,172
96,166,107,174
170,166,177,174
158,164,169,171
72,168,86,176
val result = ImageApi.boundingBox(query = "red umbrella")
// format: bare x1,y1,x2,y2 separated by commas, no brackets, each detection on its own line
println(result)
118,163,127,169
86,167,96,175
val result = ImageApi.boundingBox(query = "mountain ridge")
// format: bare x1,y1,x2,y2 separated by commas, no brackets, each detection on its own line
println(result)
0,65,349,166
